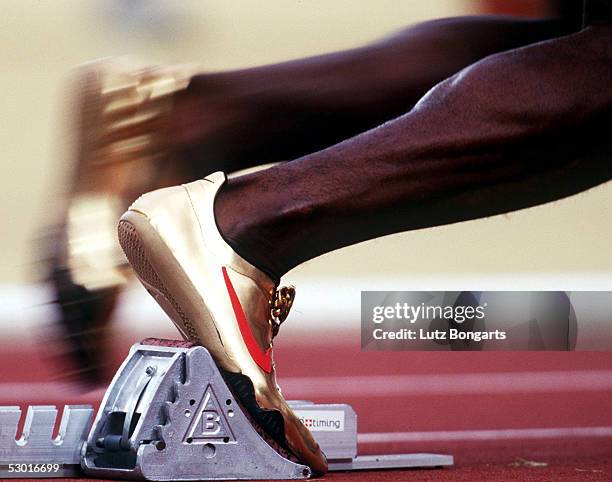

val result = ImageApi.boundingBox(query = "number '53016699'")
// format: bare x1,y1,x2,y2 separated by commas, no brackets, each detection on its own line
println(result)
7,463,60,472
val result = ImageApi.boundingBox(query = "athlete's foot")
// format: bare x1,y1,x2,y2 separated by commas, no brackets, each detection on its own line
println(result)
117,172,328,474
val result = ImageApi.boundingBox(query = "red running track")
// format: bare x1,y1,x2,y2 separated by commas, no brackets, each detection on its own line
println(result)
1,329,611,480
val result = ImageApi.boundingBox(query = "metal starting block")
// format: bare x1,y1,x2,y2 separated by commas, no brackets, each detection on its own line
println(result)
82,341,310,480
0,340,453,480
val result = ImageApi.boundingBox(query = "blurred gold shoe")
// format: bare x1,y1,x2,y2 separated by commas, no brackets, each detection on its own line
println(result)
117,172,328,474
47,58,196,384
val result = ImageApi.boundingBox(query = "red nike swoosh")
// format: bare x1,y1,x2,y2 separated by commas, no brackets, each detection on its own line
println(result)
222,266,272,373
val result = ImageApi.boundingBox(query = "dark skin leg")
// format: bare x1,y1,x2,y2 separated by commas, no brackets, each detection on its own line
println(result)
169,16,573,173
213,25,612,281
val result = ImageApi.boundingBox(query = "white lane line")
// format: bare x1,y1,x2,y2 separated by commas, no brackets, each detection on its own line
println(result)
0,370,612,399
359,426,612,443
278,370,612,397
2,370,611,400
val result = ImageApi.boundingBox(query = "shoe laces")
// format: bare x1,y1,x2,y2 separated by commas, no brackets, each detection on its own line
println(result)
269,285,295,339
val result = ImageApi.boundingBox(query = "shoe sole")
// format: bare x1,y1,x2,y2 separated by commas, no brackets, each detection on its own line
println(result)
117,212,296,460
118,212,213,346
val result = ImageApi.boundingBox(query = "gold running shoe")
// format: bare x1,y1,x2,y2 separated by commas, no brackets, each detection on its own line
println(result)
117,172,328,474
46,58,196,384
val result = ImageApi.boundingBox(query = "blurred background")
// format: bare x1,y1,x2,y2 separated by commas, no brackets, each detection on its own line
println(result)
2,0,611,348
2,0,611,287
0,0,610,351
1,1,611,474
0,0,610,365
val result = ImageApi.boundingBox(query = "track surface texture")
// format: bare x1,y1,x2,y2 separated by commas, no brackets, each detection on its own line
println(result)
2,327,611,481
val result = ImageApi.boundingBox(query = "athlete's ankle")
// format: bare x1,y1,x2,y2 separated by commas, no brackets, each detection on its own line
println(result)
213,175,286,282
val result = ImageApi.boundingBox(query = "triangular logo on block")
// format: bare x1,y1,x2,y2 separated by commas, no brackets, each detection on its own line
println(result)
185,384,236,444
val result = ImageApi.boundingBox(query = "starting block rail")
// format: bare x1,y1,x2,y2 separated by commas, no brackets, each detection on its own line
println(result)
0,340,452,480
0,405,93,478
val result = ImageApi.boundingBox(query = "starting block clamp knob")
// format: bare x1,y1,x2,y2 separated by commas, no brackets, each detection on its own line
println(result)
81,342,311,480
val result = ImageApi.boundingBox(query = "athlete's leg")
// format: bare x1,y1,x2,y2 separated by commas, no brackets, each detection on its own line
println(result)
115,17,605,471
169,16,573,172
213,24,612,280
51,15,570,384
